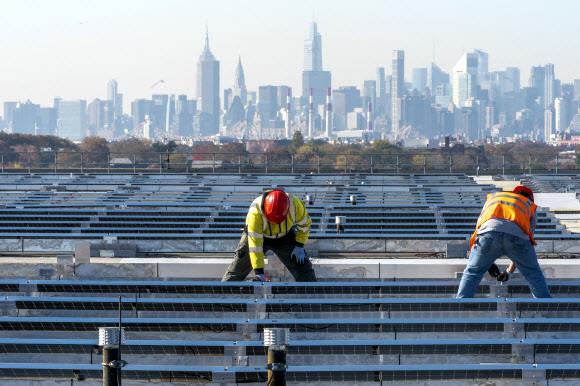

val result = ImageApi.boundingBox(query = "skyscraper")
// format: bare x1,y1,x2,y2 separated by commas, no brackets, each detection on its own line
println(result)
574,79,580,101
554,97,569,132
12,100,39,134
452,52,478,107
302,21,331,106
304,21,322,71
196,28,220,136
529,66,546,102
57,100,87,141
107,80,122,120
473,49,489,88
232,55,247,106
544,64,556,108
544,107,554,141
391,50,405,135
376,67,386,116
257,85,279,128
411,68,428,93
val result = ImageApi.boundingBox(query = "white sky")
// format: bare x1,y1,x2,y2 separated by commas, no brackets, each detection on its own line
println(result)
1,0,578,111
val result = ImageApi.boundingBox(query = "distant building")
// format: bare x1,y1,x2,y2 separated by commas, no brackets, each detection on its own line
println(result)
375,67,387,116
452,52,478,107
554,97,569,132
544,107,554,141
107,79,123,133
12,100,39,134
333,86,361,130
411,68,428,93
232,56,247,106
196,29,220,136
544,64,556,108
391,50,405,135
529,66,546,102
131,99,152,133
574,79,580,100
258,85,279,128
362,80,376,113
87,98,106,136
36,107,57,135
302,21,331,106
175,94,195,137
2,102,17,131
57,100,87,141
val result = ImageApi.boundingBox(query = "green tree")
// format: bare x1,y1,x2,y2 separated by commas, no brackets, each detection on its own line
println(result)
290,131,304,152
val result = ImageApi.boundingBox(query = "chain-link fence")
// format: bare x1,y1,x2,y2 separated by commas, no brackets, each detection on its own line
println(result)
0,150,578,174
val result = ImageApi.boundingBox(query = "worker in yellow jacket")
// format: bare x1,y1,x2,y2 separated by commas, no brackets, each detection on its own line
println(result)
456,186,550,298
222,189,317,282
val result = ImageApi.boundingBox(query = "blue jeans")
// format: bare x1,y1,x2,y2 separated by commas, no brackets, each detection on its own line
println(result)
456,231,551,298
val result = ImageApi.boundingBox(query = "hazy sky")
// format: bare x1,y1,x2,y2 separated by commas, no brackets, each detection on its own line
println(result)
1,0,579,111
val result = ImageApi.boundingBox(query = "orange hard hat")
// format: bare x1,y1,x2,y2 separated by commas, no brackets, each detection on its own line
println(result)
513,185,534,202
263,189,290,224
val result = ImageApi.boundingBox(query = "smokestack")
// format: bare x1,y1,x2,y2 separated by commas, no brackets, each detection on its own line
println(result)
308,88,314,139
285,88,293,139
325,88,333,139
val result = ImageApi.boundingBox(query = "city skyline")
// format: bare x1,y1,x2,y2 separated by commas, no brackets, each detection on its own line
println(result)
2,0,580,109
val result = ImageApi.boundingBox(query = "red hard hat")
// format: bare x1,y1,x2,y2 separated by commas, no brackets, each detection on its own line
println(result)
513,185,534,202
263,189,290,224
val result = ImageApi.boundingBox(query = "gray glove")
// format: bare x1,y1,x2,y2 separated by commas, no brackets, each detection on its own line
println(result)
291,246,306,265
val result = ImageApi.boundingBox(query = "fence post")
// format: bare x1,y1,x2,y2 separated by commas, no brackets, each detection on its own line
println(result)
212,153,216,174
528,155,532,175
159,154,163,174
448,155,452,174
107,153,110,174
1,153,3,174
423,156,426,175
396,155,400,174
555,154,559,175
238,154,242,174
502,155,505,175
344,155,348,174
317,156,320,174
291,154,294,174
475,155,479,176
370,155,374,174
80,152,84,174
265,154,268,174
54,151,58,173
132,153,136,174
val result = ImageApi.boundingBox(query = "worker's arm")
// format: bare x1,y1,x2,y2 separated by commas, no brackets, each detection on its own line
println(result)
246,206,265,272
293,197,311,246
507,261,517,274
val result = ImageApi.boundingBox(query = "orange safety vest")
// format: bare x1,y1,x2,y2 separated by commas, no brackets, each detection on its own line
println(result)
469,191,537,249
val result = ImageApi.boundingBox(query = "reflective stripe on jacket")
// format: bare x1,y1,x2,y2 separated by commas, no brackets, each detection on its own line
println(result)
469,191,537,249
246,194,311,269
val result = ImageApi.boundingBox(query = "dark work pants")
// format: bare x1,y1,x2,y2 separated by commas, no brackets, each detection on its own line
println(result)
221,232,317,282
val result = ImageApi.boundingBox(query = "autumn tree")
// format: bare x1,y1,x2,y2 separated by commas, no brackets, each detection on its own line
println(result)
80,137,109,166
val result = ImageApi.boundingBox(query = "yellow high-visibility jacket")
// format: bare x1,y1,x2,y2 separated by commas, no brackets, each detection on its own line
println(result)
246,193,311,270
469,191,537,249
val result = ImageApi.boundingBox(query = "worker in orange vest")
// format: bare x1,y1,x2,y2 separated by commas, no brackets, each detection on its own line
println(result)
457,186,551,298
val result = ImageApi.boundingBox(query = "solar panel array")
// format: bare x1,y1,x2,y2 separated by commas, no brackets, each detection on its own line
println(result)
0,279,579,384
0,173,573,241
521,174,580,193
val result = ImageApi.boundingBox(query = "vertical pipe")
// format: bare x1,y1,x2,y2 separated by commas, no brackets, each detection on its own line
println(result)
159,154,163,174
267,348,287,386
370,155,374,174
132,154,136,174
1,153,3,174
54,151,58,173
80,152,84,174
238,154,242,174
107,154,111,174
555,154,559,175
291,154,294,174
212,153,216,174
502,155,505,175
102,346,120,386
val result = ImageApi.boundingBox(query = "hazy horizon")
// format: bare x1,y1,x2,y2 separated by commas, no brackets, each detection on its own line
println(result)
1,0,579,111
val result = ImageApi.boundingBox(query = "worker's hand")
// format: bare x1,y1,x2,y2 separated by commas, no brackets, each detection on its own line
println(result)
253,273,269,282
291,246,307,265
496,271,509,282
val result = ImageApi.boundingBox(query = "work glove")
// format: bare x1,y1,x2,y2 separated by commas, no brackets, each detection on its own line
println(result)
252,269,269,282
291,246,307,265
496,271,509,282
254,273,267,282
487,263,501,279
